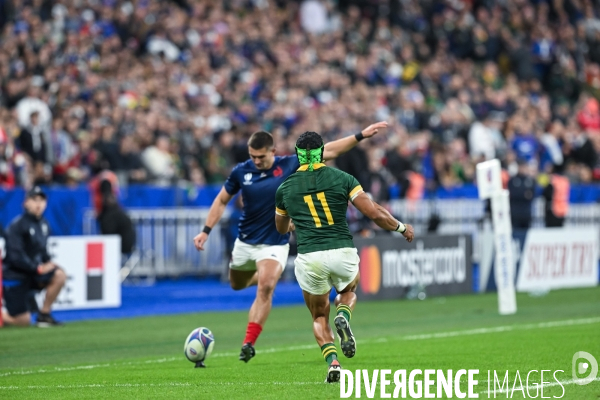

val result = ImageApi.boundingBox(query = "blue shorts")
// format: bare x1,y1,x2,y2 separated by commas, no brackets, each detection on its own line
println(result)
2,270,56,317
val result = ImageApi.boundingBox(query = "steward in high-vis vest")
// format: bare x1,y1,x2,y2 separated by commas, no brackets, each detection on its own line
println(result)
542,166,569,227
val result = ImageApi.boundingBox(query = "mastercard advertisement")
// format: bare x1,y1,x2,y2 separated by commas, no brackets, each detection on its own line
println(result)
359,245,382,295
355,235,472,300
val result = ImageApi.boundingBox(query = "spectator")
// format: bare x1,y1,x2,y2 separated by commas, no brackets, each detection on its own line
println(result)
116,135,146,184
141,135,177,186
90,170,119,216
15,86,51,134
577,98,600,131
16,111,51,184
335,145,370,193
94,124,121,172
17,111,47,164
508,159,536,229
49,118,78,184
0,0,599,195
0,126,15,187
300,0,329,34
365,148,393,204
510,121,539,163
97,179,136,256
1,187,66,327
539,121,565,173
468,115,503,161
385,137,413,198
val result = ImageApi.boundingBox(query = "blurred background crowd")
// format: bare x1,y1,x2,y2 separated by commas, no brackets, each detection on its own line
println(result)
1,0,600,202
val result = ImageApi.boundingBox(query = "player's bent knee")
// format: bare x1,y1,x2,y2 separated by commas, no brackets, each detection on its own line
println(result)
228,269,255,291
312,313,328,321
257,281,276,297
16,314,32,327
340,274,360,293
54,268,67,285
230,280,246,291
8,312,32,327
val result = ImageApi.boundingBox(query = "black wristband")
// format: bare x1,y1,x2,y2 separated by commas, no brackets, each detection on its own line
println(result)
202,226,212,235
355,132,365,142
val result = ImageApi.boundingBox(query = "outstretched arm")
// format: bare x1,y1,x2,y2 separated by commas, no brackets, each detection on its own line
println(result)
322,121,388,161
351,192,414,242
193,187,234,251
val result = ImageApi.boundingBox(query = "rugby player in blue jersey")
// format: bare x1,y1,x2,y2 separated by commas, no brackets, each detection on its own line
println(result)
193,122,388,363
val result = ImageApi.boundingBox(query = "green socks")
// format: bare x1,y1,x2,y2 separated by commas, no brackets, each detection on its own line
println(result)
320,305,353,365
321,343,337,365
336,304,352,322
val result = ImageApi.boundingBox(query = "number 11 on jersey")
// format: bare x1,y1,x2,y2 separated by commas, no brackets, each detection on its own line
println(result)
303,192,334,228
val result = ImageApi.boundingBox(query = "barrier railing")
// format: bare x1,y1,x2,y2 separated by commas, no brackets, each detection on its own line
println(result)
389,198,600,233
82,199,600,278
83,208,231,278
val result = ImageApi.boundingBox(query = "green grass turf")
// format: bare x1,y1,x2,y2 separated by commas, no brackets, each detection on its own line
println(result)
0,287,599,399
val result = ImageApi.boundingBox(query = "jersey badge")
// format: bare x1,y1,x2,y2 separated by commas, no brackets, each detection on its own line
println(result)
243,173,253,185
273,166,283,177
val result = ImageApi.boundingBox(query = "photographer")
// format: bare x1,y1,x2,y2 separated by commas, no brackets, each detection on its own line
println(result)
1,187,65,327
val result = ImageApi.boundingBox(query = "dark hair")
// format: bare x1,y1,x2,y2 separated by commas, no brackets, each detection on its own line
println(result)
99,179,113,195
296,131,323,151
248,131,274,150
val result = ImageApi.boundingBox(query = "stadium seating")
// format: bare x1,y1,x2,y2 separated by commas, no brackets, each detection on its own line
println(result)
1,0,600,198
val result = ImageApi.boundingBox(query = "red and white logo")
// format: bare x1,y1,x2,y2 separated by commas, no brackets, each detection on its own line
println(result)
86,243,104,301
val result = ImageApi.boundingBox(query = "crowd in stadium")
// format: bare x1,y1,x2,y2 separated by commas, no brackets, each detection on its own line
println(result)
1,0,600,199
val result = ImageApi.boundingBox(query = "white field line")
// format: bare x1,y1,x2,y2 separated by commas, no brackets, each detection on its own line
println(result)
0,383,192,390
0,344,324,378
2,377,599,391
0,316,598,380
0,382,325,390
479,377,600,395
402,317,600,340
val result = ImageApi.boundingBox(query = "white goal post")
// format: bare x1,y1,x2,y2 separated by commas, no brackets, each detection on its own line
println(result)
476,159,517,315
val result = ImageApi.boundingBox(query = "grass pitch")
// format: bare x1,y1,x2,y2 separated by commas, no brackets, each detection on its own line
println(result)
0,287,599,399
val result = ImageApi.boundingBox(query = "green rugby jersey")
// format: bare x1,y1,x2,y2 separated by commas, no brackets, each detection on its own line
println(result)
275,163,363,254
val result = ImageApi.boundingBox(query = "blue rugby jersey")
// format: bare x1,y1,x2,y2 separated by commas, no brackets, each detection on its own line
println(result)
224,155,300,245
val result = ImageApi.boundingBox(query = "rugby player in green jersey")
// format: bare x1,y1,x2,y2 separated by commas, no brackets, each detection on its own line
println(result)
275,131,414,383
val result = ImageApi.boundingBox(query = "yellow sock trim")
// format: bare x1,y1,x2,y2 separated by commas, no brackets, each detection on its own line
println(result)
322,348,336,359
337,304,352,318
321,344,337,360
321,344,335,352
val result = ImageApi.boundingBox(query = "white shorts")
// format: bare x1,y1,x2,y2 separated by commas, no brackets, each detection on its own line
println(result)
294,247,359,295
229,238,290,272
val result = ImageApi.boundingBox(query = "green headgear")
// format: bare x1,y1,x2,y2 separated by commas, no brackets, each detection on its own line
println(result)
295,145,324,171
